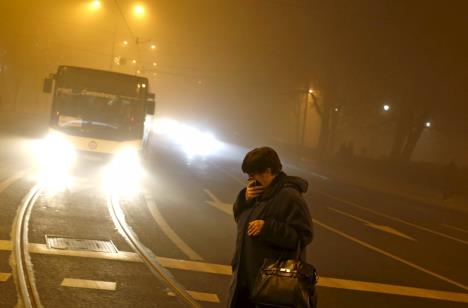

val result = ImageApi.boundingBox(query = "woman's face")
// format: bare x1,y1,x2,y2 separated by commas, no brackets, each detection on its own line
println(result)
251,169,275,187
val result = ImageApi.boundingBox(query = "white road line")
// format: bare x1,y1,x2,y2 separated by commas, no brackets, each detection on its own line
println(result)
168,290,220,303
319,277,468,304
0,272,11,282
441,224,468,235
0,171,24,194
314,219,468,291
61,278,116,291
210,162,244,186
204,189,233,215
328,207,416,241
201,186,467,292
143,192,204,261
319,192,468,246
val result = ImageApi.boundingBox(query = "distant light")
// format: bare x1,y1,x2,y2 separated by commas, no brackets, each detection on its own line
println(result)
334,107,339,112
134,4,145,17
152,62,157,66
152,118,223,158
142,84,146,88
308,89,314,94
136,70,141,74
132,59,136,64
383,104,390,111
89,0,101,10
150,44,156,50
425,122,432,128
123,40,128,46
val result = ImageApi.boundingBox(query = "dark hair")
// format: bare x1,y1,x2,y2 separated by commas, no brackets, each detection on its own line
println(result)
241,146,282,175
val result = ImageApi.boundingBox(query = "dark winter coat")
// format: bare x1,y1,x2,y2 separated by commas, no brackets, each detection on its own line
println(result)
227,172,314,307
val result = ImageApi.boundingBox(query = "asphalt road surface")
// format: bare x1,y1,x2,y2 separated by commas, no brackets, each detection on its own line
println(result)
0,133,467,307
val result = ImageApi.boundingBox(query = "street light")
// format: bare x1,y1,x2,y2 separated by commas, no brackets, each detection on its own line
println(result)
425,122,432,128
383,104,390,112
150,44,156,50
89,0,101,10
152,62,157,66
123,40,128,46
133,4,145,17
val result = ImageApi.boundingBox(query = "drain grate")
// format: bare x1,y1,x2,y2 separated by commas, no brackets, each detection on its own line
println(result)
45,235,118,253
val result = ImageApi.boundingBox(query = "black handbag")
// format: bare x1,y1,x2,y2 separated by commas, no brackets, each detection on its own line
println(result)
251,243,318,307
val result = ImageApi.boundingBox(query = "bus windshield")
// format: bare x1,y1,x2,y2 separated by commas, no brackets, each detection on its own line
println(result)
53,91,145,140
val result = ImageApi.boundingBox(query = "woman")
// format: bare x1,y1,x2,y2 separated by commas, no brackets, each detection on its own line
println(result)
228,146,314,307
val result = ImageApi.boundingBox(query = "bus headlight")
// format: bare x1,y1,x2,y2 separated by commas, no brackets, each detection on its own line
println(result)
102,146,143,195
37,132,76,175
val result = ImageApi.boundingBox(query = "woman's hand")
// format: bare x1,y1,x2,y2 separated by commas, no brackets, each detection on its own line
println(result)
245,181,264,201
248,220,265,236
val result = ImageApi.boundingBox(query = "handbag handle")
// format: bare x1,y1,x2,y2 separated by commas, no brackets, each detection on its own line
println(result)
278,238,303,261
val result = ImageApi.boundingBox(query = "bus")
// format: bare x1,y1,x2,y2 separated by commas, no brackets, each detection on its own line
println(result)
42,65,155,155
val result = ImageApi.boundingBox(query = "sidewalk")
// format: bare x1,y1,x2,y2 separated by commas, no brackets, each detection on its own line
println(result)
300,157,468,215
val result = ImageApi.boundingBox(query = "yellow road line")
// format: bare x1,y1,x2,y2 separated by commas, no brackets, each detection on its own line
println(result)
144,192,204,261
319,277,468,303
0,272,11,282
319,192,468,245
28,242,142,262
157,256,232,275
2,239,467,303
168,290,220,303
314,219,468,291
61,278,116,291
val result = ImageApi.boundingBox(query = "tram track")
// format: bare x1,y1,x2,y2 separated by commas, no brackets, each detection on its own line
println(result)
107,192,201,308
9,172,202,307
12,183,43,308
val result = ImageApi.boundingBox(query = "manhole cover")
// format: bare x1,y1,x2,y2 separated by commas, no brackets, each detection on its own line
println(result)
45,235,118,253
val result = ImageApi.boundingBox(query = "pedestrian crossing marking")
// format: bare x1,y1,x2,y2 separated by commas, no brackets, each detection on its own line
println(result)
61,278,116,291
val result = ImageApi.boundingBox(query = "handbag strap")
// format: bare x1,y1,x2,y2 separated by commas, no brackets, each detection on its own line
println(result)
278,239,303,261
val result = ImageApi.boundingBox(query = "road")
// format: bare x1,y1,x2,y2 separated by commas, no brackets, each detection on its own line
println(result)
0,133,467,307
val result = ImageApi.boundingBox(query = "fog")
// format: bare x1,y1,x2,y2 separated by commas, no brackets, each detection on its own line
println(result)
1,0,467,166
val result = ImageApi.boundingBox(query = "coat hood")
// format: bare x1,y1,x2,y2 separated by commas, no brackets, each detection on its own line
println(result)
261,172,308,200
283,174,308,193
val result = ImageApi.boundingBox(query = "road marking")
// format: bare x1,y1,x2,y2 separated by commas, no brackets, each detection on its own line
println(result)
0,240,142,263
2,240,467,303
204,189,233,215
168,290,220,303
0,272,11,282
61,278,116,291
319,192,468,246
0,171,24,194
209,162,244,186
328,207,416,241
319,277,468,303
143,192,204,261
441,224,468,235
314,219,468,291
157,256,232,275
